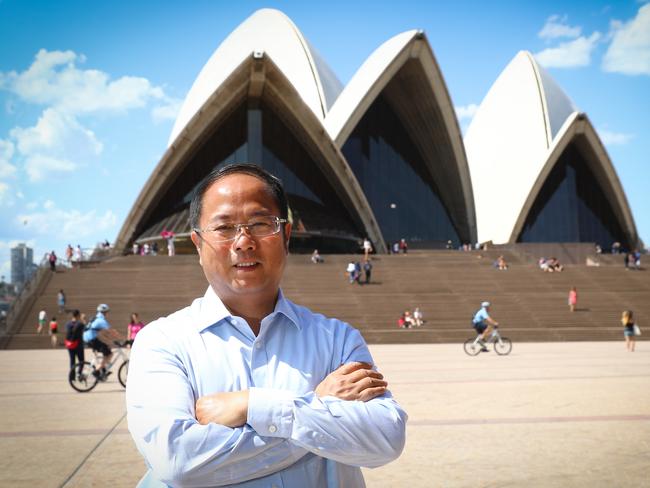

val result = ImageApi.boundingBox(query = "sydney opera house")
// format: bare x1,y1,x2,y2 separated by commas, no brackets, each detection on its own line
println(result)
114,9,639,255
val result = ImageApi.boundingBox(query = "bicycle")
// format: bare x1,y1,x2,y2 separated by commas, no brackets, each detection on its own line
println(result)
69,340,130,392
463,326,512,356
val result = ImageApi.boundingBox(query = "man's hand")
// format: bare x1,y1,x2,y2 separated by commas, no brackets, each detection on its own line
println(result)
196,390,249,428
315,362,387,402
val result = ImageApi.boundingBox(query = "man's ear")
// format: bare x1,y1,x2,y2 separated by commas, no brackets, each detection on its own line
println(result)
190,231,203,264
283,222,292,254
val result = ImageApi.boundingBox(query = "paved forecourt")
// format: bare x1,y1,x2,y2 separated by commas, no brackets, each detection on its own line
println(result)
0,341,648,487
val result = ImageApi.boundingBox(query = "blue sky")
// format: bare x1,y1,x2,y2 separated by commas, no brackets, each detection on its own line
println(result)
1,0,648,280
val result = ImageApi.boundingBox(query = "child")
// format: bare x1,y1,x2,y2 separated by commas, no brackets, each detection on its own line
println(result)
49,316,59,348
568,287,577,312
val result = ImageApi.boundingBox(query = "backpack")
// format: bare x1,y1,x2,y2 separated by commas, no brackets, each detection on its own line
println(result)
84,316,97,332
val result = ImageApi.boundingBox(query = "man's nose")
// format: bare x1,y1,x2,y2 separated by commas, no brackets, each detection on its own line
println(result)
233,226,256,250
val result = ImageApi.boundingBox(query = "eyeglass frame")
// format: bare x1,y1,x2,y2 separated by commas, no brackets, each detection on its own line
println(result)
192,216,289,242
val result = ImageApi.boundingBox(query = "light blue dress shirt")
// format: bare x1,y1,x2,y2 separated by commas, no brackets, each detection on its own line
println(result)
126,287,407,487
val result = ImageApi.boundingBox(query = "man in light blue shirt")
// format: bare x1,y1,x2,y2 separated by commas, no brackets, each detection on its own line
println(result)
83,303,118,378
126,164,407,487
472,301,499,351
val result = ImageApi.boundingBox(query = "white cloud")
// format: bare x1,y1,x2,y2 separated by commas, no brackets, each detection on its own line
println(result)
0,139,16,178
18,204,117,237
10,108,102,181
602,4,650,75
539,15,582,40
152,97,183,123
1,49,165,115
11,108,102,156
455,103,479,121
535,32,602,68
599,129,635,145
23,155,76,182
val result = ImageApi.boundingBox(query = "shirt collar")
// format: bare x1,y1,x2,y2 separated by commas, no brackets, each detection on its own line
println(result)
194,287,301,332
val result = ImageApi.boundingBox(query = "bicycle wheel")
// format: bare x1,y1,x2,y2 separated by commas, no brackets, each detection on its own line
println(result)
494,337,513,355
69,361,99,392
463,339,481,356
118,360,129,388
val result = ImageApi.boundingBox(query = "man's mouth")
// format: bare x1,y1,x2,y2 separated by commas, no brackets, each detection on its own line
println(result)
234,261,259,269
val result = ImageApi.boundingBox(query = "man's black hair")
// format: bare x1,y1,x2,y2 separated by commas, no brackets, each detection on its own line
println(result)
189,163,289,230
72,309,80,318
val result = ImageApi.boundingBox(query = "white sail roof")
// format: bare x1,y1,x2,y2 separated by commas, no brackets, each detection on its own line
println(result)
168,8,342,147
324,30,419,143
464,51,578,244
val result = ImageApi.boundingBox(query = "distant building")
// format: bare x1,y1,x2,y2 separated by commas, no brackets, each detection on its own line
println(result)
11,244,34,288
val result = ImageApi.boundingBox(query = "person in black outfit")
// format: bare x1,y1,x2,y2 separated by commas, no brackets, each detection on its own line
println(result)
65,309,86,373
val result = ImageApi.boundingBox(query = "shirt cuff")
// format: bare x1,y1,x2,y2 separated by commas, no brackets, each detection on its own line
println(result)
247,387,295,438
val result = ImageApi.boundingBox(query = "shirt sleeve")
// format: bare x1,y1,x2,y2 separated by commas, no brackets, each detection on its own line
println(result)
126,326,309,487
247,326,407,468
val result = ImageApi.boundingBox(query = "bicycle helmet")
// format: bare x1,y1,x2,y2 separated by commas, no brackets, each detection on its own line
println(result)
481,301,491,308
97,303,110,313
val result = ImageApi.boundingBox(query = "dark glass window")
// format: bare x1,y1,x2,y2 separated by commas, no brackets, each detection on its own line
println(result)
137,100,362,252
260,102,360,245
518,143,627,248
342,94,460,248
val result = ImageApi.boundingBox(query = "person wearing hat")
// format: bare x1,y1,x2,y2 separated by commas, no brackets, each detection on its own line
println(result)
83,303,121,379
471,301,499,352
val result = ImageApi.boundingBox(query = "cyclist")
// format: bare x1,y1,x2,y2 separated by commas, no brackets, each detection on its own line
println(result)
83,304,121,379
472,301,499,352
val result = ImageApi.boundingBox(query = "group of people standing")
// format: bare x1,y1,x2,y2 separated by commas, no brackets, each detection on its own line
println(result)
346,259,372,284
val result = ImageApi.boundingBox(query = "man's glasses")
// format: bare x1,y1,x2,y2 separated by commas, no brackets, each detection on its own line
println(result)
194,216,287,242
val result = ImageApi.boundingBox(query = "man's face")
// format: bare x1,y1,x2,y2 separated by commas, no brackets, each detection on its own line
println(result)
190,173,291,307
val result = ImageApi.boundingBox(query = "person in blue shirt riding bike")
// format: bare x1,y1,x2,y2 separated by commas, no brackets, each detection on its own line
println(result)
83,303,122,379
472,301,499,352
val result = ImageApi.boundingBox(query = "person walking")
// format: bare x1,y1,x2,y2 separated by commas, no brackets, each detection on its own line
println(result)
65,244,73,266
48,251,57,272
127,313,146,346
568,287,577,312
72,245,82,269
64,310,86,375
57,289,66,313
363,259,373,284
399,238,408,254
363,238,372,260
49,316,59,348
36,310,47,334
622,310,637,352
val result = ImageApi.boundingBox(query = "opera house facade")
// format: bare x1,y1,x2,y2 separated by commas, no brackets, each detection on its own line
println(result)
114,9,639,254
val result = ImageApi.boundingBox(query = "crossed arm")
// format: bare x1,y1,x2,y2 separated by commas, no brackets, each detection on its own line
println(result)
195,362,387,427
127,331,406,486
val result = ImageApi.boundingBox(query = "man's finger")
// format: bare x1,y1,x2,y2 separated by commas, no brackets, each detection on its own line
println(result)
337,361,373,374
358,386,388,402
346,368,384,383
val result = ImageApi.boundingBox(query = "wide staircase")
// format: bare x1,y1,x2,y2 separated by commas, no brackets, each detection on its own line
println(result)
4,250,649,349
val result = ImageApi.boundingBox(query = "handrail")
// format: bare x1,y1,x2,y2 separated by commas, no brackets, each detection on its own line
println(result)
0,264,52,348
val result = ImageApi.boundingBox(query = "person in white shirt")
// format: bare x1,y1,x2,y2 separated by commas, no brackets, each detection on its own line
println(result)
126,164,407,487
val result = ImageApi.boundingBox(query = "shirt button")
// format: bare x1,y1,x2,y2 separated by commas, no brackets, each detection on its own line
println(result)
255,342,262,349
268,424,277,433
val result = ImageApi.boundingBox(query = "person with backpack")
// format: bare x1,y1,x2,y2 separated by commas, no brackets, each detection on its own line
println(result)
65,309,86,373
